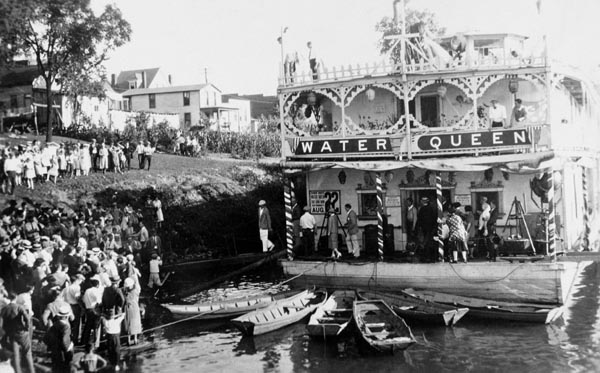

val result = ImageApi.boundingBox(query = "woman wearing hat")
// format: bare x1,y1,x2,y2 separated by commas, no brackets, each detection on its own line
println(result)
327,208,342,259
123,277,142,345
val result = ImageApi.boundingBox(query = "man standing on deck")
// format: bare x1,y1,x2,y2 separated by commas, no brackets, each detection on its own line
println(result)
405,198,418,245
417,197,438,262
258,200,275,252
300,206,316,256
344,204,360,258
488,99,507,128
291,198,303,251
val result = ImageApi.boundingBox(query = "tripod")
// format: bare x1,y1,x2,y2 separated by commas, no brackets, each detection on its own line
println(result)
318,212,347,252
503,197,536,254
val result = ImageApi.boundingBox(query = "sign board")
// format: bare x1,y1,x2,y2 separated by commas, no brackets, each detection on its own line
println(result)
454,194,472,207
309,190,341,215
385,195,402,208
415,129,530,151
295,137,392,156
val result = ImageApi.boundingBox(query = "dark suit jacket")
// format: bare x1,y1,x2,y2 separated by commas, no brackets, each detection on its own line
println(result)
258,207,271,230
346,210,359,235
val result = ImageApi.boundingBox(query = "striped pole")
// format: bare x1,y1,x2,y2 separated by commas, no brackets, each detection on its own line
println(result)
436,172,444,262
284,178,294,260
582,167,590,251
376,173,384,261
547,171,557,258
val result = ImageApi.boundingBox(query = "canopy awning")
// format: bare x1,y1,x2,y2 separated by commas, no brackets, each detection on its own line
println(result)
283,151,558,174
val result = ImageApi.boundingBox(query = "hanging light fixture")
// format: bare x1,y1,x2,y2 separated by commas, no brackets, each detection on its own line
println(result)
508,79,519,94
366,87,376,101
437,85,447,97
338,170,347,184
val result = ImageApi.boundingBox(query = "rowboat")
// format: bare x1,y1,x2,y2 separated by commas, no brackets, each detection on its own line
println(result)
405,289,564,324
231,289,327,336
162,290,301,320
353,300,416,354
306,290,355,339
357,289,469,326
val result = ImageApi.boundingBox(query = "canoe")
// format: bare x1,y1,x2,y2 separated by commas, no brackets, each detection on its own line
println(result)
231,289,327,336
357,289,469,326
353,300,416,354
405,289,564,324
306,290,355,339
162,290,301,320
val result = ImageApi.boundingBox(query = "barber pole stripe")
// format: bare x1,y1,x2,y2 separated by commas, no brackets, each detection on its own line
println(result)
547,171,556,257
284,179,294,260
376,173,384,261
582,167,590,251
436,172,444,262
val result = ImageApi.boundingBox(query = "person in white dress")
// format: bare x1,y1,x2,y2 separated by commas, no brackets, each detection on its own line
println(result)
152,196,163,229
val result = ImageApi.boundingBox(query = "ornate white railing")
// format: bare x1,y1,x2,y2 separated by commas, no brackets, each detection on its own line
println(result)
279,56,547,88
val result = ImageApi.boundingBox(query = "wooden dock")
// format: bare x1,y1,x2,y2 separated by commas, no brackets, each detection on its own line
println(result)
279,260,592,305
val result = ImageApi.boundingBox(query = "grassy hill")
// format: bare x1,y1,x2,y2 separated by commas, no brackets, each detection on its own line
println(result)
0,134,285,259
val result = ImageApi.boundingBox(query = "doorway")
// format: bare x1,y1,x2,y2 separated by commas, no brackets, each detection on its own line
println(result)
419,95,440,127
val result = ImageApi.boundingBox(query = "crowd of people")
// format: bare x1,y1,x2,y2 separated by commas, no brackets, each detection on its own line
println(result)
0,139,157,195
0,197,166,372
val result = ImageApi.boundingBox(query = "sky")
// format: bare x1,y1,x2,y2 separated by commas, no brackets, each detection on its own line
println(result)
90,0,600,95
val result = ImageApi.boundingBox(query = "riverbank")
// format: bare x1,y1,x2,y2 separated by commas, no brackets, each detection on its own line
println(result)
0,134,285,259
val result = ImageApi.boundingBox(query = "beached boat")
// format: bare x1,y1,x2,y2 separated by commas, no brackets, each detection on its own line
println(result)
357,289,468,326
231,289,327,336
405,289,564,324
162,290,301,320
306,290,356,339
353,300,416,354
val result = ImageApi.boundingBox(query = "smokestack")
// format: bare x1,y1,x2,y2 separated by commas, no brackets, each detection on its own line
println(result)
168,74,172,85
393,0,401,25
142,71,147,88
111,74,116,86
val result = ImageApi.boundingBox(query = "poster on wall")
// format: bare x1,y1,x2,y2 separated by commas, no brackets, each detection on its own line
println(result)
309,190,341,214
385,195,402,208
454,194,472,207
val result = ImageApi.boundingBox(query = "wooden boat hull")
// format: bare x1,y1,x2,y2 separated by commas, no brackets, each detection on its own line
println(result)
353,300,416,354
406,289,564,324
232,289,327,336
357,290,469,326
162,290,301,320
307,290,355,339
280,260,590,304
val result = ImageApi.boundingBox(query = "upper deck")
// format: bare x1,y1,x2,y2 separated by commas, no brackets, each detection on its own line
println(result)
278,33,600,163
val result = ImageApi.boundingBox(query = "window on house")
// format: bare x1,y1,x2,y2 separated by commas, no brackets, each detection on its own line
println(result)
94,105,99,112
184,113,191,127
10,95,18,109
129,81,136,90
183,91,190,106
149,94,156,109
206,92,209,106
213,92,217,106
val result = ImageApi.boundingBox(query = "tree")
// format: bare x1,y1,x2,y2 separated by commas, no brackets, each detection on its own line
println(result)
59,62,107,129
0,0,131,141
375,1,446,64
0,0,36,66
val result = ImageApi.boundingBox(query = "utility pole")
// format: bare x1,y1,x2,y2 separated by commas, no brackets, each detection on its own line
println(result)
204,67,208,84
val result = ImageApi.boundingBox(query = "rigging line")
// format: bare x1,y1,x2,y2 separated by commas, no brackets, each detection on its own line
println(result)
447,262,525,283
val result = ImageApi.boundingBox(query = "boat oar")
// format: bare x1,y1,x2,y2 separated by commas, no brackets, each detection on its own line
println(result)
154,271,174,297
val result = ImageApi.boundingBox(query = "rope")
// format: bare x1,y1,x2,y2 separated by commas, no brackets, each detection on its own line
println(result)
446,262,525,283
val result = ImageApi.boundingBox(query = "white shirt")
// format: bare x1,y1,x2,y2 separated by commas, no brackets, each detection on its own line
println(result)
489,104,507,122
82,287,103,310
135,144,144,154
300,212,316,230
63,282,81,305
149,258,162,273
102,313,125,334
4,157,19,172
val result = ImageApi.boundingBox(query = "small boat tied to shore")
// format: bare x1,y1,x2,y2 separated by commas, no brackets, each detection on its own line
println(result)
405,289,564,324
306,290,356,339
162,290,302,320
357,289,469,326
231,288,327,336
353,300,417,354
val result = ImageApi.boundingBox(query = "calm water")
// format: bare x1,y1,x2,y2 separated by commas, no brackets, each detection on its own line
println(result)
122,263,600,373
